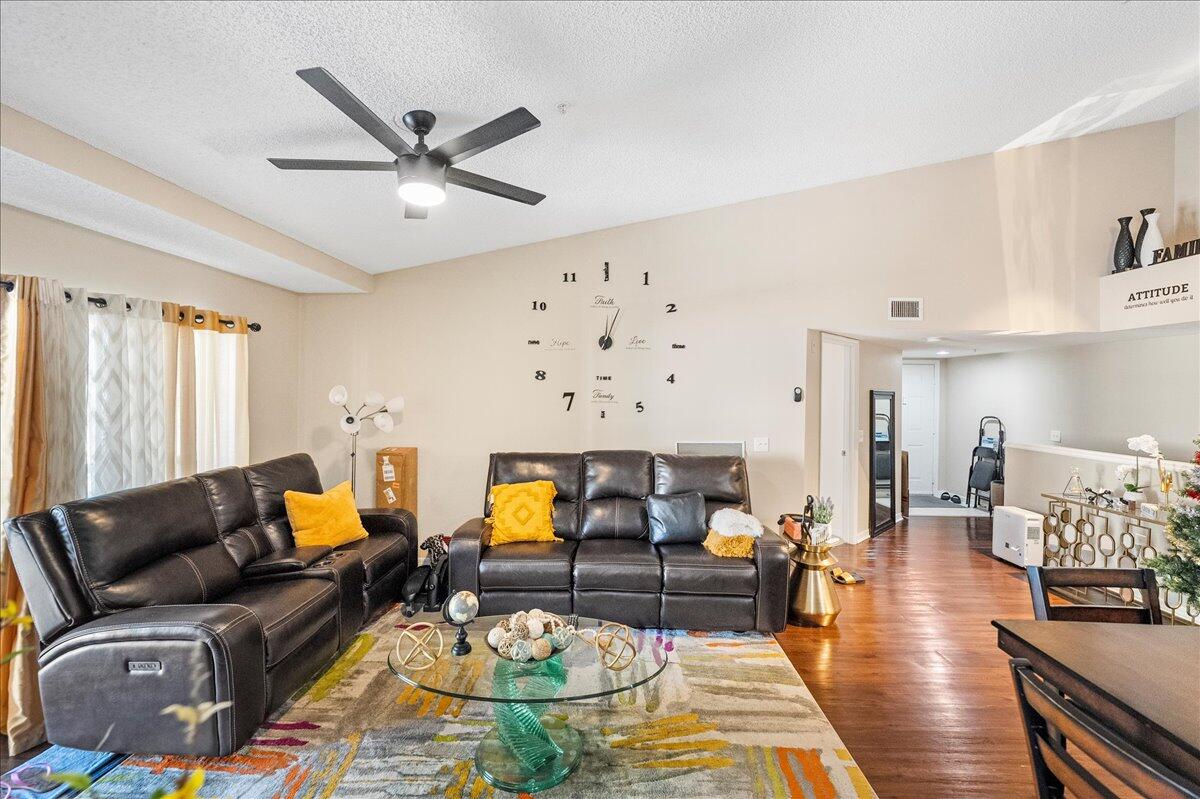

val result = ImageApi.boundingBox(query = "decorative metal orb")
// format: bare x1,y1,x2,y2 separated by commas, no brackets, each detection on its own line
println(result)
593,622,637,672
445,591,479,624
394,622,443,671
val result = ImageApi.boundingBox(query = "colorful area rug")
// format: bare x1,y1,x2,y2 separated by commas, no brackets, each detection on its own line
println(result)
12,606,875,797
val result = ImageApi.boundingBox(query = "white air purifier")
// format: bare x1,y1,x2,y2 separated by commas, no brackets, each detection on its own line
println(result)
992,506,1044,568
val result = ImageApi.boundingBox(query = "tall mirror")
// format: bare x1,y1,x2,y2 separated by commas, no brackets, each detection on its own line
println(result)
870,390,896,536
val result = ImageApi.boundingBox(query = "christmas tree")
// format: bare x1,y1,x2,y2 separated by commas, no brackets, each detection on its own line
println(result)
1147,436,1200,614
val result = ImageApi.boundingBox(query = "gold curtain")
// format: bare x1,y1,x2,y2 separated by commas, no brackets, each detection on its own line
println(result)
1,275,47,754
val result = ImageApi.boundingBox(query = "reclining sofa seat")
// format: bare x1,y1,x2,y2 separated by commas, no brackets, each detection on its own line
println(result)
449,451,789,632
2,453,416,757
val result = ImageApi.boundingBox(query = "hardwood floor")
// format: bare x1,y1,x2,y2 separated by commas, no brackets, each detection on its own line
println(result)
777,514,1038,798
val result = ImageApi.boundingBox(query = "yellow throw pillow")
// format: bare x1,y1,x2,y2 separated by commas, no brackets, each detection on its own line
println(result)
284,481,369,549
703,529,755,558
487,480,560,545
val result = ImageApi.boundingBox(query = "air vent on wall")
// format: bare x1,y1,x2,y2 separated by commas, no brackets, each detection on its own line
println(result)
888,297,923,321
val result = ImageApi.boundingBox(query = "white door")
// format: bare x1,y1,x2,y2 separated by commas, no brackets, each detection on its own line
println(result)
820,335,857,541
902,361,938,495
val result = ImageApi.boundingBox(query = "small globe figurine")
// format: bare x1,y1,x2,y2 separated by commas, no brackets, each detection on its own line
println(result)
446,591,480,624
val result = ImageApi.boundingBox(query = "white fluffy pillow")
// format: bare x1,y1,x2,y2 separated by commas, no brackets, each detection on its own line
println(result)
708,508,763,538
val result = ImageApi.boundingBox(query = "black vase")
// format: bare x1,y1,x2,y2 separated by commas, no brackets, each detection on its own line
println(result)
1133,208,1155,267
1113,217,1136,273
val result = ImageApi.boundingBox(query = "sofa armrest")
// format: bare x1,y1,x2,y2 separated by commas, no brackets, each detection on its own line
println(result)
449,517,492,597
39,604,265,756
360,507,418,574
755,529,791,632
243,546,332,577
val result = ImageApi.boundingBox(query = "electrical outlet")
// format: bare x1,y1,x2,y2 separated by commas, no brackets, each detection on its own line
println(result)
1050,430,1062,443
753,437,770,453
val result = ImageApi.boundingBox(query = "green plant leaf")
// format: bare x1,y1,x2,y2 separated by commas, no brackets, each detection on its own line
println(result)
46,772,94,790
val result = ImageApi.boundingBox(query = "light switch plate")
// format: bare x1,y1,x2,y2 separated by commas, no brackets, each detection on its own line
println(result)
753,437,770,453
1050,430,1062,443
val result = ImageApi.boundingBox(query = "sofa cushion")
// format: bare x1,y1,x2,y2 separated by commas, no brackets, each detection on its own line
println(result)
654,454,751,517
573,539,661,593
195,466,279,568
580,450,652,540
478,540,578,590
51,478,241,612
336,532,408,585
487,453,581,539
243,453,324,547
659,544,758,596
224,578,339,667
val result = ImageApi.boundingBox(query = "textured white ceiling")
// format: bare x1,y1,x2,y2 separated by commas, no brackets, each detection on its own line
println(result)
0,148,358,292
1,0,1197,279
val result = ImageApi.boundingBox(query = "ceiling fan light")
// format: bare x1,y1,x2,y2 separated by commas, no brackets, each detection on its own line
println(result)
396,156,447,207
397,181,446,207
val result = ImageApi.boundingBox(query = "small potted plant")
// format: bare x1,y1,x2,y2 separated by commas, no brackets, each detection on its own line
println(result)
809,497,834,544
1120,434,1161,505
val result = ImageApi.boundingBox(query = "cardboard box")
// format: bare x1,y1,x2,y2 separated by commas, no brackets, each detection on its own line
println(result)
375,447,417,513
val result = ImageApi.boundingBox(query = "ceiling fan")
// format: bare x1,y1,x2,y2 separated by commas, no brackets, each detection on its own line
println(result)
269,67,545,219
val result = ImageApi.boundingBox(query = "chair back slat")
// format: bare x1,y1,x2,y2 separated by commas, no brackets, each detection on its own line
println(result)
1027,566,1163,624
1010,660,1200,799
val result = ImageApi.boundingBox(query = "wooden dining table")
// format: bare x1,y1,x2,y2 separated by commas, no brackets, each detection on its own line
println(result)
993,619,1200,784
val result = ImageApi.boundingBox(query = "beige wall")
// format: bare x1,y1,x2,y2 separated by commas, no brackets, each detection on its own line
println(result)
935,330,1200,497
0,204,302,463
298,118,1188,536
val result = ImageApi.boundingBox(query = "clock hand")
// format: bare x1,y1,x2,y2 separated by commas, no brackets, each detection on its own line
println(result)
608,308,620,336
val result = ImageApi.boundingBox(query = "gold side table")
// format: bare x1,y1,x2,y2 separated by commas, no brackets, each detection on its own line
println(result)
787,538,842,627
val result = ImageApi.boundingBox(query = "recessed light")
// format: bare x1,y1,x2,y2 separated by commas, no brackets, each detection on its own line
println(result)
936,350,950,356
925,336,942,342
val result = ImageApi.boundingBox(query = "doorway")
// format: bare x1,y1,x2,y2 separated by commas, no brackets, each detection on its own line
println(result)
902,360,939,496
820,334,859,542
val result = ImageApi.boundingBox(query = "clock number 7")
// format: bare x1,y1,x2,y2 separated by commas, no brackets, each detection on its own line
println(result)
562,392,575,411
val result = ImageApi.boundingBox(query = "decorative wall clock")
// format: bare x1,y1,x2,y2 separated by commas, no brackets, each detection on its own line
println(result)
525,261,682,418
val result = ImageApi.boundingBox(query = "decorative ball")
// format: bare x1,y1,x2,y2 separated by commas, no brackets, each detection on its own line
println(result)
526,618,545,639
550,627,574,650
510,620,530,640
510,639,533,662
486,627,505,649
510,611,528,627
496,618,511,632
445,591,479,624
497,638,515,659
531,637,553,660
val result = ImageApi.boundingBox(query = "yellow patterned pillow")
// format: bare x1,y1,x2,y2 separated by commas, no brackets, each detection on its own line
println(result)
284,481,369,549
487,480,560,545
702,529,755,558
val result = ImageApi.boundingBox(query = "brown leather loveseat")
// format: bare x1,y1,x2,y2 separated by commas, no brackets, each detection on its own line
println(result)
449,451,789,632
3,453,415,756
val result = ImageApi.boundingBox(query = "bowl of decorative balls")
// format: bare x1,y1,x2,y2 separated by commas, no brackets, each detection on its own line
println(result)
485,609,577,665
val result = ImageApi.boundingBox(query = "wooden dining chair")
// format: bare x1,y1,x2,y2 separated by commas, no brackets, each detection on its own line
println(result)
1026,566,1163,624
1009,659,1200,799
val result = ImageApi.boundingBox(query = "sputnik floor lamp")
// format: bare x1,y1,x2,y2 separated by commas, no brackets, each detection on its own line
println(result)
328,385,405,497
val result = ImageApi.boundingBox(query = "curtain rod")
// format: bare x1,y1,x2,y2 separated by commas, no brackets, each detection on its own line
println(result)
1,280,262,332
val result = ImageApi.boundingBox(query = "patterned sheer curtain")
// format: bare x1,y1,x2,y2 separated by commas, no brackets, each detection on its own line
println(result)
86,294,165,495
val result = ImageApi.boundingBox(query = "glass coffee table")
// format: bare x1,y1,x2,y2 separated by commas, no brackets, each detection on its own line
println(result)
388,615,669,793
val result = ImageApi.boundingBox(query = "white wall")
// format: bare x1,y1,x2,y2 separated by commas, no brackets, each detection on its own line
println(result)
936,330,1200,496
0,204,303,463
296,117,1190,536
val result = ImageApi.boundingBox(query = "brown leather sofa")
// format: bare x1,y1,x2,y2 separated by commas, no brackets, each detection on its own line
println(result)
449,451,789,633
3,453,415,757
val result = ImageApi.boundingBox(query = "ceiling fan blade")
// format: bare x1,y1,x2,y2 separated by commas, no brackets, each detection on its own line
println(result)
446,168,546,205
269,158,397,171
431,108,540,165
295,67,415,158
404,203,428,219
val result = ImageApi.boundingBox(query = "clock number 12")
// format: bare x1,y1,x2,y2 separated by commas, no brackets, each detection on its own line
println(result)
603,262,610,282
